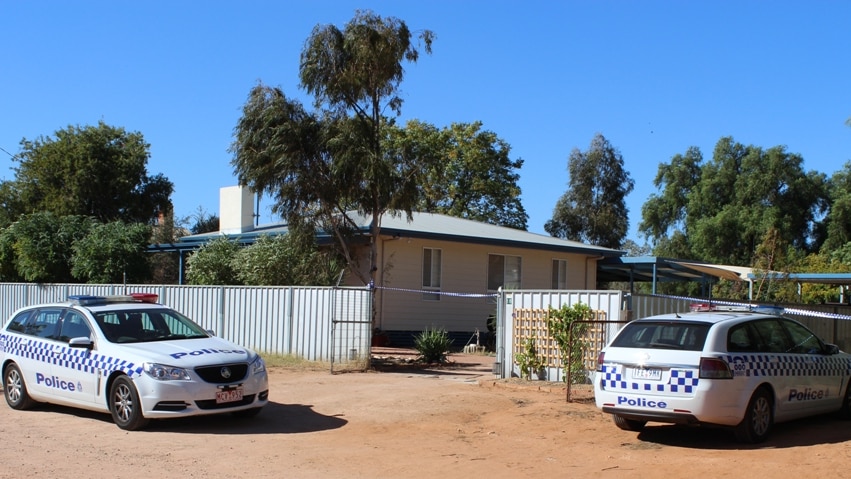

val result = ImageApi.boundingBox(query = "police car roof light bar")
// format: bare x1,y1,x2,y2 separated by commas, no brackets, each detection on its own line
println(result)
689,302,784,315
67,293,159,306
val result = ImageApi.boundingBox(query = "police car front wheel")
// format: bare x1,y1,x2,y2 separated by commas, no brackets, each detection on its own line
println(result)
109,376,149,431
3,363,36,410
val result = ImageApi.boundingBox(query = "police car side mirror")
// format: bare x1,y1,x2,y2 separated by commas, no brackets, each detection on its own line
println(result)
825,343,840,355
69,337,94,350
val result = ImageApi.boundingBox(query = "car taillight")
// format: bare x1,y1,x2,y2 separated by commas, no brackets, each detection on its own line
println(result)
596,351,605,372
699,357,733,379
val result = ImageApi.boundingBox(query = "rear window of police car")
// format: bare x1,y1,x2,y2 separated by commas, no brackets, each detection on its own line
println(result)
610,321,710,351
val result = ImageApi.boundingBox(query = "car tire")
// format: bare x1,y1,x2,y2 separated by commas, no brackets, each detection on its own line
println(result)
839,380,851,420
109,375,149,431
612,414,646,431
3,363,36,410
734,388,772,443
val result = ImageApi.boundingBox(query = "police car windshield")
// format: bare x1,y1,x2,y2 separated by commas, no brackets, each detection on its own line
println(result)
610,321,710,351
93,308,209,344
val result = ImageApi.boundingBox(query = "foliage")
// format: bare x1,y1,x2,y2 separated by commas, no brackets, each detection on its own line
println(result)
547,303,593,384
230,11,434,286
185,237,243,285
235,232,343,286
413,327,453,363
8,121,173,224
0,212,96,283
185,230,343,287
0,181,25,229
545,133,634,249
515,336,545,380
639,137,829,266
71,221,152,283
821,161,851,252
403,121,528,229
189,207,220,235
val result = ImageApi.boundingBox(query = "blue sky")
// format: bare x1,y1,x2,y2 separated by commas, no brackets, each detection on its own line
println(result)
2,1,849,242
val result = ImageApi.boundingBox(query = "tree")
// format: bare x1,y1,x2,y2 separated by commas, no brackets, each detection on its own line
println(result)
821,161,851,252
230,11,434,285
408,121,528,229
9,121,173,224
71,221,152,283
185,237,242,285
640,137,829,266
0,180,25,229
639,146,703,246
0,212,96,283
545,133,634,249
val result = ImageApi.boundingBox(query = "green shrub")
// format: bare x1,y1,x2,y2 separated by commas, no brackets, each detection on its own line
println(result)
515,335,545,379
414,327,453,363
547,303,593,384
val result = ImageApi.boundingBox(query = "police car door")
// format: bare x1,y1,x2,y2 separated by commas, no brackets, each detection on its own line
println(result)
750,318,815,420
49,310,98,405
779,318,841,415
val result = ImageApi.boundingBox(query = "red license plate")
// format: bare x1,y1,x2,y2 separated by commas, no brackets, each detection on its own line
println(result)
216,387,244,404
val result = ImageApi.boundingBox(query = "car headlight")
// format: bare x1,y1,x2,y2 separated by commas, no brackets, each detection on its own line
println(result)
251,355,266,375
144,363,191,381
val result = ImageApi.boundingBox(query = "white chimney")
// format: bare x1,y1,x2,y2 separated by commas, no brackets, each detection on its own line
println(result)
219,185,254,234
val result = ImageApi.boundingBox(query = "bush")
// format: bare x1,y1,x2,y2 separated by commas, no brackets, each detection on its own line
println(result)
414,327,453,363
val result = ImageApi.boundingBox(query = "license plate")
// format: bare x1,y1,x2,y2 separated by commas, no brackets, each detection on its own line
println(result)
216,386,244,404
632,368,661,380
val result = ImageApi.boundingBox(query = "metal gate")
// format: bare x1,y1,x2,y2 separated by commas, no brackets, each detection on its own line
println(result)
330,287,374,373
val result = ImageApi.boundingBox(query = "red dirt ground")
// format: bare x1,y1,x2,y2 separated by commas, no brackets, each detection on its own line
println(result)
2,350,850,478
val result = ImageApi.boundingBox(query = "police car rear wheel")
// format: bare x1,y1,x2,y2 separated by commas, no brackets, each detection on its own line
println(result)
109,376,149,431
612,415,646,431
734,388,772,443
3,363,35,410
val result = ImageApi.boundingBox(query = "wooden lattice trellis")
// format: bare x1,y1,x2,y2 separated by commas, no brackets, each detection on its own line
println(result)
513,308,608,372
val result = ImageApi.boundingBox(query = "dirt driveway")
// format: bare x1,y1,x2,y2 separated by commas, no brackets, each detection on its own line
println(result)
2,351,851,478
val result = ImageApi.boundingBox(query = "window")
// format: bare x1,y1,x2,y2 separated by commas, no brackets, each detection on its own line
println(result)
422,248,442,301
610,321,710,351
488,254,521,291
552,259,568,289
59,311,93,342
5,310,32,333
24,308,63,339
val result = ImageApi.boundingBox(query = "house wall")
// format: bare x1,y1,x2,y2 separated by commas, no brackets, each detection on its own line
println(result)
346,235,602,336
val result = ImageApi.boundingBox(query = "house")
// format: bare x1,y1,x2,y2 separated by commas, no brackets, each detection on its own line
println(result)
155,186,625,345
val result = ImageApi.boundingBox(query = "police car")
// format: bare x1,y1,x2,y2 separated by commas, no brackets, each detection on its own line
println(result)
594,303,851,443
0,294,269,430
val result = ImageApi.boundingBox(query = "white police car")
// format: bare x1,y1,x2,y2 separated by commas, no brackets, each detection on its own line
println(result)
594,304,851,443
0,294,269,430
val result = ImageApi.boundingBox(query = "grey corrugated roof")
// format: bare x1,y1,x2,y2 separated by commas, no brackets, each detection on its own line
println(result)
151,211,623,257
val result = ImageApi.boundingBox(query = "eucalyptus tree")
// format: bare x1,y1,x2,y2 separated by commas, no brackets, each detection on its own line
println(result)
821,161,851,253
545,133,634,249
640,137,828,266
401,120,527,230
231,11,434,285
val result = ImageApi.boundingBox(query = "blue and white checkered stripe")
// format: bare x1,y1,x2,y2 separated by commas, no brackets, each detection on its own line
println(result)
599,364,699,395
722,354,851,377
1,334,142,377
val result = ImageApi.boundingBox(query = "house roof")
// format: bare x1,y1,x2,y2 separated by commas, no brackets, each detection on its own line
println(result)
149,211,624,257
